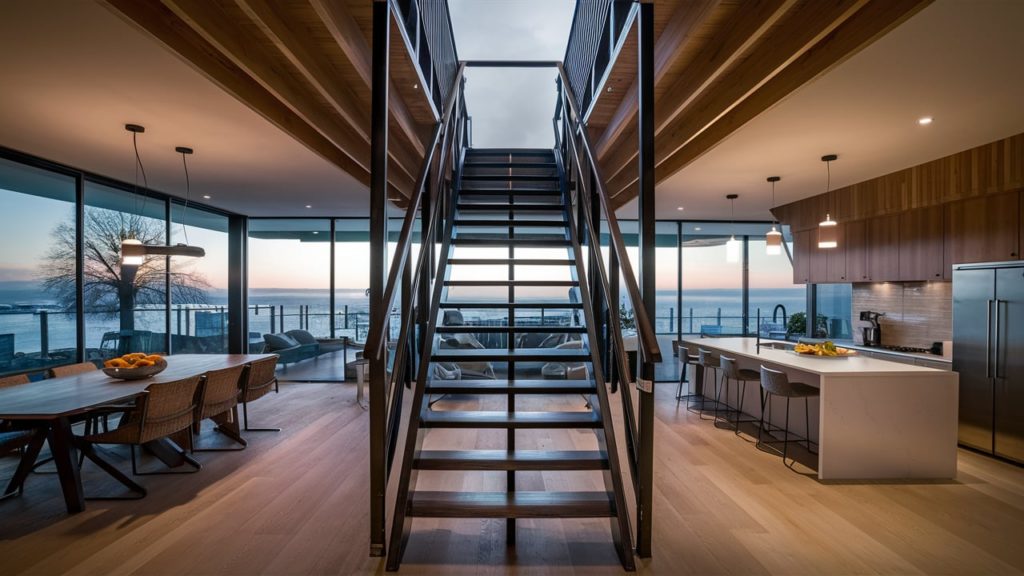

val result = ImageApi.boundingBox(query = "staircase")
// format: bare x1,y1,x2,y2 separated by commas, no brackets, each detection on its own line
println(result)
385,148,636,571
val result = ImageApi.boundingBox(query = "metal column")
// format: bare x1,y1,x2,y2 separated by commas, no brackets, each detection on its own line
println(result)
635,0,656,558
227,214,248,354
369,0,390,558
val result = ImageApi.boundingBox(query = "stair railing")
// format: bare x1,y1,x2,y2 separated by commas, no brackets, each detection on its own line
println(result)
364,63,467,476
553,62,662,549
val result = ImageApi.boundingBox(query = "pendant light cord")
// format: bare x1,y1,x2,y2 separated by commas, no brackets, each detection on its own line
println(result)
132,131,149,228
179,150,191,246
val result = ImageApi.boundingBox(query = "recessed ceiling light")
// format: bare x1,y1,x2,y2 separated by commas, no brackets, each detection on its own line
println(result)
918,116,933,125
312,231,319,235
305,204,312,209
677,206,684,211
413,83,418,90
202,194,211,199
694,227,702,231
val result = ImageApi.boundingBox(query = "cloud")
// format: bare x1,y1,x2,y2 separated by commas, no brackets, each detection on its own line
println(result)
449,0,575,148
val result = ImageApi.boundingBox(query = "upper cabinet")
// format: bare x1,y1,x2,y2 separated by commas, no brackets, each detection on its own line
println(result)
899,205,944,281
944,192,1020,279
792,229,811,284
866,214,900,282
845,220,867,282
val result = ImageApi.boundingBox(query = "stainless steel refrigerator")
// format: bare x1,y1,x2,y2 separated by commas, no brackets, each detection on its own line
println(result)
953,261,1024,463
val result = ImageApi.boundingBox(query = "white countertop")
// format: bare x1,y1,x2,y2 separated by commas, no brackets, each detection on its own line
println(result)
681,337,950,377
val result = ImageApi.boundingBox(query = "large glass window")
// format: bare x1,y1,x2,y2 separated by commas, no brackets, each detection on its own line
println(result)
681,222,742,336
83,181,168,358
748,225,806,339
247,219,331,352
334,218,370,341
170,203,229,353
655,222,680,335
0,158,78,375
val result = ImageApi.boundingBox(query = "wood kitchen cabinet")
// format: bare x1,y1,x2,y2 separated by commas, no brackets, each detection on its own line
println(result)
792,229,811,284
866,214,900,282
944,192,1020,279
825,223,847,282
899,205,944,281
845,220,868,282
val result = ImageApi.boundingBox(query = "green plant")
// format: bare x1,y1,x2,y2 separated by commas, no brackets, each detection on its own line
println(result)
786,312,828,339
619,303,636,332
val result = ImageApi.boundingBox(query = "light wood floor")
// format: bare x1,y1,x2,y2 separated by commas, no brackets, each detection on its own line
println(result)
2,382,1024,575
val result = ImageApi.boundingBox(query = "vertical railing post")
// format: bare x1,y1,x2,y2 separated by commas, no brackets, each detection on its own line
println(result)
39,310,49,359
635,0,656,558
369,0,391,558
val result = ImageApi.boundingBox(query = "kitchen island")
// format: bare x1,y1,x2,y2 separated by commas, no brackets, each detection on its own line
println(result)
681,338,959,480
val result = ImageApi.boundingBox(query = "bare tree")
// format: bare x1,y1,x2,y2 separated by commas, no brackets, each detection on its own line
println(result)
40,209,210,333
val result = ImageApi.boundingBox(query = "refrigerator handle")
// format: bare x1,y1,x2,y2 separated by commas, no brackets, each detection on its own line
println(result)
987,299,994,379
994,299,1002,379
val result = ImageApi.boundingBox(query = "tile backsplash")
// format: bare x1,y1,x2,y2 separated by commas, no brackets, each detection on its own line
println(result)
851,282,952,348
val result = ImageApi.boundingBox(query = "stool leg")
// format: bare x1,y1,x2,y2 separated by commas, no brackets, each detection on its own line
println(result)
757,391,767,445
783,398,791,464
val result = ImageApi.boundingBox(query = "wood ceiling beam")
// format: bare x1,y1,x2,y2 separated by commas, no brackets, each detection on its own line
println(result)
600,0,799,187
593,0,720,159
608,0,933,209
101,0,371,188
310,0,427,157
236,0,421,196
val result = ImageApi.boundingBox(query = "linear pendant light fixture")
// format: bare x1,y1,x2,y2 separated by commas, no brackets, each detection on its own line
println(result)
818,154,839,249
765,176,782,256
726,193,741,263
119,124,205,266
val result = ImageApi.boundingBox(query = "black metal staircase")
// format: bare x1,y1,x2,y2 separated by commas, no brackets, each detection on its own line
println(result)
384,148,636,571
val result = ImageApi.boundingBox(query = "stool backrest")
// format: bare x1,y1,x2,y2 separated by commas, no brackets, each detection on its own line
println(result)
698,348,715,366
759,365,791,396
678,346,690,366
720,355,739,379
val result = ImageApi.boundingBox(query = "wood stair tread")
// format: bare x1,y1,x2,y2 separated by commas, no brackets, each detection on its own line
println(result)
432,348,590,362
420,410,601,429
447,258,574,265
414,450,608,470
425,379,596,394
453,219,567,227
407,491,615,518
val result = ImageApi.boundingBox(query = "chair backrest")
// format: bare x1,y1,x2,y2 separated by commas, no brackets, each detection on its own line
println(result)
285,329,317,345
720,355,740,379
242,356,279,403
698,348,715,366
759,365,792,396
50,362,98,378
197,365,245,420
677,345,690,366
0,373,30,388
442,310,464,326
137,375,202,444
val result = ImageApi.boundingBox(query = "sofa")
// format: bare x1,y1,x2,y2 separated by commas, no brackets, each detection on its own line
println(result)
263,331,320,365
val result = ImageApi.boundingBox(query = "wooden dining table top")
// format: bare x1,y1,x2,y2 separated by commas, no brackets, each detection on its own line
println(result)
0,354,276,420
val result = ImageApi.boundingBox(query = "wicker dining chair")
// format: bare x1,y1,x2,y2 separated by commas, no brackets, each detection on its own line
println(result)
77,375,203,490
240,356,280,432
0,373,30,388
1,428,47,501
49,362,98,378
192,365,247,451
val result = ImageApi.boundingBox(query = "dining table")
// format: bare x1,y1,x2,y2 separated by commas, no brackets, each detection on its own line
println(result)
0,353,275,513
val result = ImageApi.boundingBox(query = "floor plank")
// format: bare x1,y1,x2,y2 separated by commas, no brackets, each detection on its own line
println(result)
2,381,1024,575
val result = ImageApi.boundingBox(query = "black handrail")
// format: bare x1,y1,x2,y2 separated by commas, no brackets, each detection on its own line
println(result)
365,63,466,363
554,63,662,366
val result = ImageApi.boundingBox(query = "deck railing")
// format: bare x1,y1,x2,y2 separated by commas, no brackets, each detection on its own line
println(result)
563,0,636,118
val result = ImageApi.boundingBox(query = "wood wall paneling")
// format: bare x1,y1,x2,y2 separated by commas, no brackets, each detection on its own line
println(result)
899,205,944,281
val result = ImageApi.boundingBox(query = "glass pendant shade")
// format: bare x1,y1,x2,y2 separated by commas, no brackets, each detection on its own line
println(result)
766,226,783,255
818,214,838,249
121,238,144,266
726,235,741,263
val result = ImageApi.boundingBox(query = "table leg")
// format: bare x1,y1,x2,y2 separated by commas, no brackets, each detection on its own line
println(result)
50,417,85,513
356,364,367,409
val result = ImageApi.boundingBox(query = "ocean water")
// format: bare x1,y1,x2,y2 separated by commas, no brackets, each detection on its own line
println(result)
0,284,806,355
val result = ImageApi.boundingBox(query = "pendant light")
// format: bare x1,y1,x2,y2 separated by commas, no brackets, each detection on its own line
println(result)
726,194,740,263
818,154,839,249
120,124,147,267
765,176,782,255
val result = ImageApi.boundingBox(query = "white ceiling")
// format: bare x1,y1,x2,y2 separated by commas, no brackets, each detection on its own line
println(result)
0,1,1022,221
626,0,1024,220
0,0,369,217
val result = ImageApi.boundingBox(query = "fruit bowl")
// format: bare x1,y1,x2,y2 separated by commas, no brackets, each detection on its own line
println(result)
102,354,167,380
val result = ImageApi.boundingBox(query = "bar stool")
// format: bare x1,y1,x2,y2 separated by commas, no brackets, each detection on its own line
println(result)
717,355,760,435
694,348,721,419
675,345,699,401
757,366,819,466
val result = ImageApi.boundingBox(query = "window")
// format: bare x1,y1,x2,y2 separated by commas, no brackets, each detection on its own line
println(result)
0,158,78,375
681,222,742,336
83,181,168,358
748,225,806,338
247,219,331,350
170,203,229,353
815,283,853,340
334,218,370,340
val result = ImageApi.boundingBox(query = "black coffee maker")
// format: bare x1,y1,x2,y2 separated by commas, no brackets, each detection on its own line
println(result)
860,311,884,346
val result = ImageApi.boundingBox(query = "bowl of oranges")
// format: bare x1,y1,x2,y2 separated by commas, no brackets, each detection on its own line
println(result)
102,353,167,380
